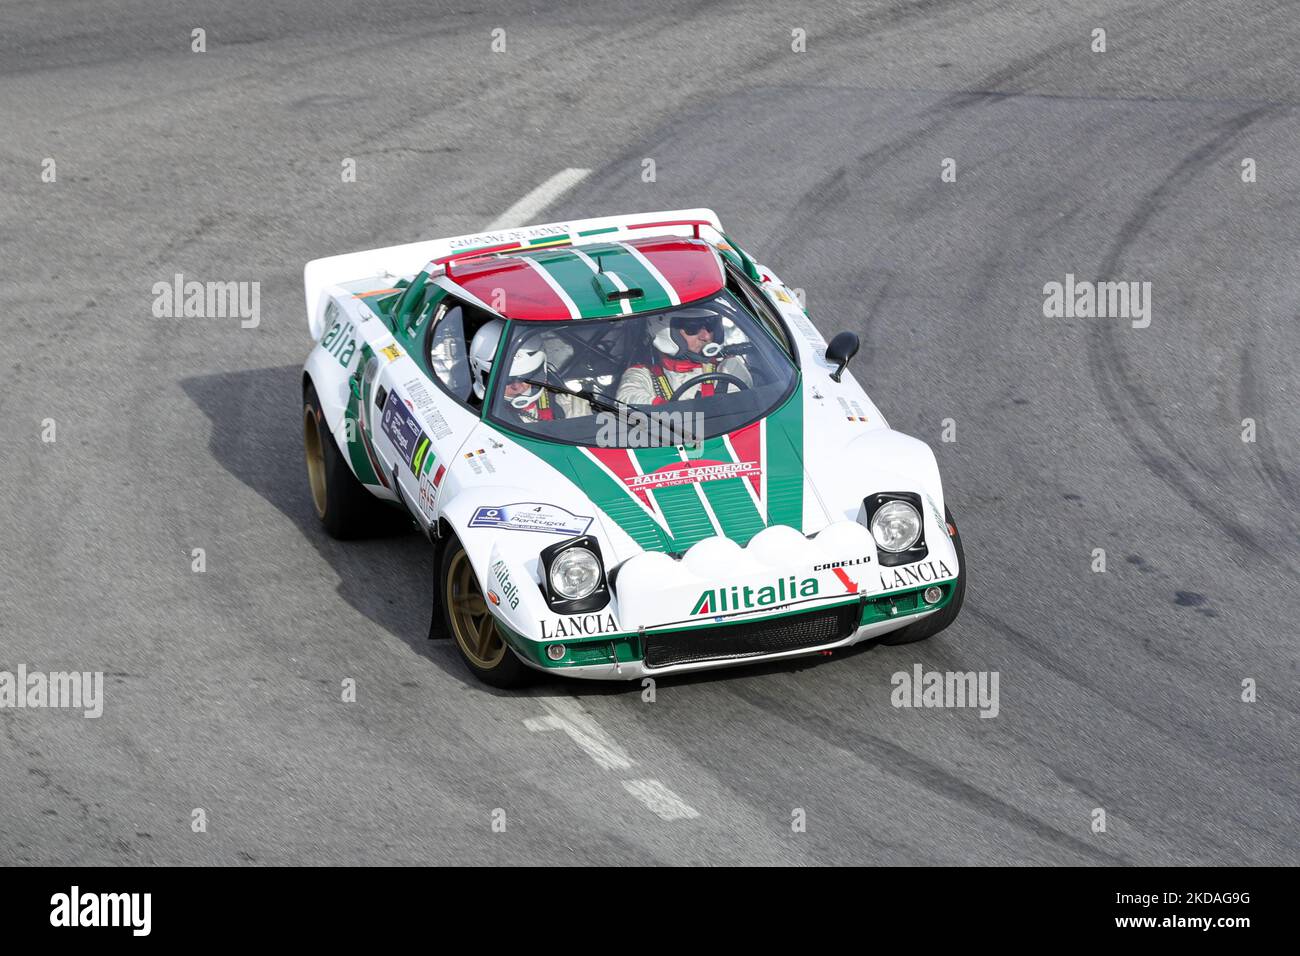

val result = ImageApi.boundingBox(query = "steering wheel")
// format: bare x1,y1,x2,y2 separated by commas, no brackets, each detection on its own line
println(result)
669,371,749,401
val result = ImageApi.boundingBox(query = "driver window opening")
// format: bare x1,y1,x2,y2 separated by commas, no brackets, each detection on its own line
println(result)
426,303,476,405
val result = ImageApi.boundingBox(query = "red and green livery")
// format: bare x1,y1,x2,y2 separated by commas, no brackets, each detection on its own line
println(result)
302,209,965,687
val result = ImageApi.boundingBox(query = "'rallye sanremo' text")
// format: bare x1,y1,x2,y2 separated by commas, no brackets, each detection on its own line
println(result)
301,209,965,686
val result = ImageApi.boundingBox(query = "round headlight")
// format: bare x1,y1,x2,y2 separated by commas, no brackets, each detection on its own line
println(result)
549,548,601,600
870,501,922,552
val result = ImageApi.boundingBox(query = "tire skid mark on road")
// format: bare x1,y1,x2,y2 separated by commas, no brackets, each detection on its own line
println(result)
971,604,1300,759
1086,104,1297,574
770,38,1079,256
1238,345,1300,528
725,680,1129,865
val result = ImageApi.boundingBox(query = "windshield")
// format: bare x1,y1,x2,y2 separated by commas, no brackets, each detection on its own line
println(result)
486,290,798,447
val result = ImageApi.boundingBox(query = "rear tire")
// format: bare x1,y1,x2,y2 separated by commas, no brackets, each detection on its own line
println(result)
440,535,533,688
877,507,966,646
303,381,385,539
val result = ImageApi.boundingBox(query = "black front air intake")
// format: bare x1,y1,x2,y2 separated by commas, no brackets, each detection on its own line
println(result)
643,602,859,668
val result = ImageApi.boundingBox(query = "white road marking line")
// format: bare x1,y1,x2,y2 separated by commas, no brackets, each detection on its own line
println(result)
484,167,591,231
622,779,700,821
525,697,634,771
523,716,563,733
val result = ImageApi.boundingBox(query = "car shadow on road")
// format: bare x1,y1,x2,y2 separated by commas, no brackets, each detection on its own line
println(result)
178,364,480,681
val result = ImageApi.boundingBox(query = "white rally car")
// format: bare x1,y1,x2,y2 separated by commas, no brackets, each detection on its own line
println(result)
302,209,965,686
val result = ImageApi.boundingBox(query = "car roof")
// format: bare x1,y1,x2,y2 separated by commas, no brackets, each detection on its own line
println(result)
443,236,726,321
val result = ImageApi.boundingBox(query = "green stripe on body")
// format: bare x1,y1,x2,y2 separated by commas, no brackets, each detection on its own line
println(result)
344,343,379,485
763,385,805,529
695,436,766,544
528,250,624,319
631,446,718,550
568,242,674,312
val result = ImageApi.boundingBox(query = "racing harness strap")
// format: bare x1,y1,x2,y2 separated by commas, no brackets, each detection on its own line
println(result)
522,391,557,422
650,360,716,405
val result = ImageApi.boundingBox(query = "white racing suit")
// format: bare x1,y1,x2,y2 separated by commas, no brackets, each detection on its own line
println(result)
515,390,591,424
616,355,752,405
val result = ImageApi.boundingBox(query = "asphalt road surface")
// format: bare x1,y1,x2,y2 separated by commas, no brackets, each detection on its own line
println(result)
2,0,1296,865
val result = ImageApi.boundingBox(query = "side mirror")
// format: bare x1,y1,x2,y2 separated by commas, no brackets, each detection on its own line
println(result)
825,331,860,383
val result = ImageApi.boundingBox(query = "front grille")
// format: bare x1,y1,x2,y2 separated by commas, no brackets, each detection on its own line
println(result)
643,602,860,668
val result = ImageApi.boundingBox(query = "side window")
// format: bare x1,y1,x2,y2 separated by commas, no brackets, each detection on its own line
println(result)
726,266,793,357
412,284,444,330
425,302,475,405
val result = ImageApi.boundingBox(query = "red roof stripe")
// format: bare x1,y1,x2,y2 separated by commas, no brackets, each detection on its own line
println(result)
625,237,724,305
449,258,572,320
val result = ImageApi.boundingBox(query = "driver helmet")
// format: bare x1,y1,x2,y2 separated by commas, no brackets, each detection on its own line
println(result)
469,320,547,406
648,308,724,364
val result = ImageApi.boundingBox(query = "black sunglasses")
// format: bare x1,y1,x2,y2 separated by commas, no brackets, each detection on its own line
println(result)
673,319,712,335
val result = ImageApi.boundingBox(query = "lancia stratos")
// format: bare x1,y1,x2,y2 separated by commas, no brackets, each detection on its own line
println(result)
301,209,965,686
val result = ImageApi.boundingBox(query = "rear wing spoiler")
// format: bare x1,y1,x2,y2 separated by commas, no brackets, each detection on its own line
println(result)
303,208,726,339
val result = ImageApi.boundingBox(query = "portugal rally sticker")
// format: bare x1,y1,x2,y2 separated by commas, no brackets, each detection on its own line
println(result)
381,391,429,470
468,502,593,536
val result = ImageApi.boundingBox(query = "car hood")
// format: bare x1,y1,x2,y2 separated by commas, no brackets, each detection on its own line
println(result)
502,385,821,562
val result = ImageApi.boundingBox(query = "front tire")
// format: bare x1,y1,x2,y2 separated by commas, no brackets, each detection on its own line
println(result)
877,507,966,646
440,535,532,688
303,381,385,539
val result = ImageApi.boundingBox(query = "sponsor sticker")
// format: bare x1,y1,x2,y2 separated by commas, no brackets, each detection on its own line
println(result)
380,344,403,361
813,556,872,570
381,391,430,470
448,224,570,251
691,575,819,616
925,494,944,531
836,396,868,422
541,612,618,640
490,560,520,610
625,459,760,492
878,559,954,591
416,460,445,520
786,310,826,348
469,503,593,537
814,555,872,594
321,319,357,367
463,448,496,475
402,377,453,439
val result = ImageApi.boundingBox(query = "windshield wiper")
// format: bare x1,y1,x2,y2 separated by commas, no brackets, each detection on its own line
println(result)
518,378,627,417
518,379,693,447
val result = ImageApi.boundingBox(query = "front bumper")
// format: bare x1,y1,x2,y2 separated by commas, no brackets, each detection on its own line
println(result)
500,580,955,680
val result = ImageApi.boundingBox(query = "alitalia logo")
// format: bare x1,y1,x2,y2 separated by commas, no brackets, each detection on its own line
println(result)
690,575,819,615
321,319,357,366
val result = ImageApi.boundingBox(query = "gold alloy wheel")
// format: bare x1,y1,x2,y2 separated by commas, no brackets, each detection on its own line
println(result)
447,550,506,669
303,405,328,519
